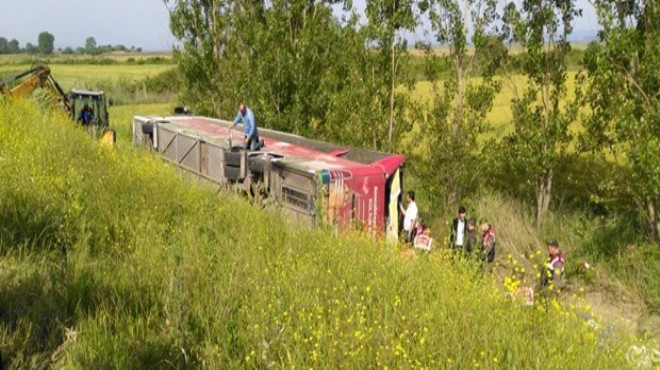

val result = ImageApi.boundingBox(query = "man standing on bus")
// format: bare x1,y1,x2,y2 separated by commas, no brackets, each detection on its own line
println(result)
399,190,418,243
232,103,262,150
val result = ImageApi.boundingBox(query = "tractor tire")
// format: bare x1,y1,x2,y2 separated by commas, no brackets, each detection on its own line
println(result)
224,165,241,181
224,149,242,167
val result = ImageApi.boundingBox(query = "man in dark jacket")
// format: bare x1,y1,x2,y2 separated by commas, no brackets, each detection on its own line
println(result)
77,103,94,126
450,206,468,250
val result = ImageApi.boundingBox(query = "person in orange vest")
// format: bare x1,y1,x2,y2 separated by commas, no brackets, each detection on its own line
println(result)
542,240,565,287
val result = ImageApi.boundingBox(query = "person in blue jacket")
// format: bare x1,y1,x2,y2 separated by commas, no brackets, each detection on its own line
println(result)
77,103,94,126
232,103,262,150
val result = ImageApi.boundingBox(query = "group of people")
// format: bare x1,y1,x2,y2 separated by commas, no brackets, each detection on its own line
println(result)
399,195,565,285
449,206,496,264
232,103,566,286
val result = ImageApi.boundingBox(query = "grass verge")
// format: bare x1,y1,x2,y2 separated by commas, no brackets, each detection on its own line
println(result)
0,99,646,368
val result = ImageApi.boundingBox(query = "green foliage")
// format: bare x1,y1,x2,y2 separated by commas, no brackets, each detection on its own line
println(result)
166,0,415,151
24,42,37,55
412,0,501,205
0,99,638,368
498,0,582,230
37,31,55,55
581,0,660,241
0,38,20,54
85,37,97,54
365,0,417,149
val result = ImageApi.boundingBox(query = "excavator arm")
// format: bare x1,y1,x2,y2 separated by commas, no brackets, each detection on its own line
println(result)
1,63,115,145
0,64,72,113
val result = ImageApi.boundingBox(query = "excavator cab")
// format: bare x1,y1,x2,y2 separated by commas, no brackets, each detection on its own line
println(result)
69,89,116,145
70,90,109,127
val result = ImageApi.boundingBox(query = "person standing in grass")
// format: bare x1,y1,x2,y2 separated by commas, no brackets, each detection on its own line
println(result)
399,190,418,243
232,103,261,151
480,218,496,266
450,206,468,251
542,240,565,287
465,217,479,254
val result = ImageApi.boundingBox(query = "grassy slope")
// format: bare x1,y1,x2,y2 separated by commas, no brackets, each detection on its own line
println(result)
0,100,640,368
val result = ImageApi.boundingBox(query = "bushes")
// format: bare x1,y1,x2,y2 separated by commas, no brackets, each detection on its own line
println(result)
0,100,641,368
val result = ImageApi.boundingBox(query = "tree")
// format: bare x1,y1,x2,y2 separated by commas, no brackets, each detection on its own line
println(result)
499,0,582,230
37,31,55,54
85,36,97,54
25,42,37,54
581,0,659,240
8,39,19,53
166,0,249,117
416,0,501,206
164,0,390,150
0,37,8,54
365,0,417,150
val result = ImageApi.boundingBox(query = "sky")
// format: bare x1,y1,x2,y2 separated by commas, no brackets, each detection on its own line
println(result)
0,0,601,52
0,0,175,51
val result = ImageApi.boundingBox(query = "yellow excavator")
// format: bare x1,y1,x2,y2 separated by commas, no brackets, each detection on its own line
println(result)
0,63,115,145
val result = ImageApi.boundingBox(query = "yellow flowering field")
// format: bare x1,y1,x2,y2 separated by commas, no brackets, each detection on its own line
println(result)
0,98,643,368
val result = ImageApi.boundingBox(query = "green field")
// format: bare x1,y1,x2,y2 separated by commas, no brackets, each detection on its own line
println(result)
409,72,582,134
0,51,173,65
0,64,172,91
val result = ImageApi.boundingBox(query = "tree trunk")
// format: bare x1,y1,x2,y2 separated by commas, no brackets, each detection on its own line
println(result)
388,39,396,147
454,64,463,137
536,168,553,230
648,197,660,242
446,62,464,205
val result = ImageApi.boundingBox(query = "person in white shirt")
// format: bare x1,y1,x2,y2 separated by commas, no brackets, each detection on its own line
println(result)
399,190,418,243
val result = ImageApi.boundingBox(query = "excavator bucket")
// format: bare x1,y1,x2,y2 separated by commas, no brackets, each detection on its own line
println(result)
100,128,116,146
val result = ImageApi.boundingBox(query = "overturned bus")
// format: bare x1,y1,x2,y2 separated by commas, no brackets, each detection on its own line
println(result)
132,114,405,241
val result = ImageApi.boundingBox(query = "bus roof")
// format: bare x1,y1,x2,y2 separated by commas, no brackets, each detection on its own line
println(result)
140,115,405,175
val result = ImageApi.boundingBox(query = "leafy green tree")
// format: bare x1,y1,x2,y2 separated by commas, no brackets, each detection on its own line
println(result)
8,39,20,53
581,0,659,240
226,0,349,137
25,42,37,54
417,0,501,205
165,0,245,116
0,37,8,54
37,31,55,54
85,36,97,54
499,0,582,230
365,0,417,150
164,0,402,152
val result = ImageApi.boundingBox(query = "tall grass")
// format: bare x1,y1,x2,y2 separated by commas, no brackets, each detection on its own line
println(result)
0,99,643,368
